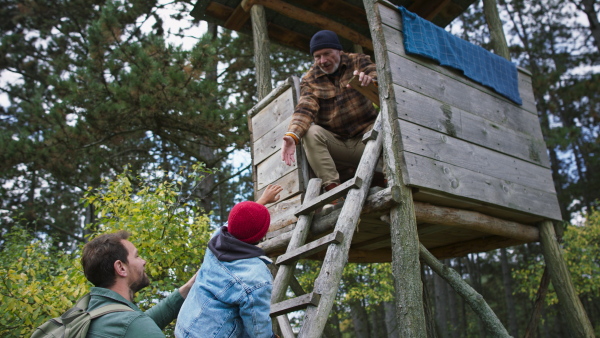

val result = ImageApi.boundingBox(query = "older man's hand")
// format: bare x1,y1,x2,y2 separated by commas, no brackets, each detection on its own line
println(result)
281,136,296,166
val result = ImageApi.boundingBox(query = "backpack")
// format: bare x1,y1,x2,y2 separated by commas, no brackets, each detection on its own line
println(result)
31,293,133,338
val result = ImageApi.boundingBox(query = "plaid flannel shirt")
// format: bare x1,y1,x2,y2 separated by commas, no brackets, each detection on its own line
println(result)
287,52,378,140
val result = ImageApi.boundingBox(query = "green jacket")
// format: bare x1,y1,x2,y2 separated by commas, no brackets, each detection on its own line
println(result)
86,287,184,338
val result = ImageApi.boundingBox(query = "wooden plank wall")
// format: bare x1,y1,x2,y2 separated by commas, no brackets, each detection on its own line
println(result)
248,77,308,233
377,3,562,221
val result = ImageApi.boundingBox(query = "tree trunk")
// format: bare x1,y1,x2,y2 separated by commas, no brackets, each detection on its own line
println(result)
434,270,448,335
465,253,488,337
384,300,400,338
350,299,370,338
574,0,600,51
370,303,387,338
327,304,343,338
447,260,459,338
500,248,519,337
524,267,550,338
421,266,438,338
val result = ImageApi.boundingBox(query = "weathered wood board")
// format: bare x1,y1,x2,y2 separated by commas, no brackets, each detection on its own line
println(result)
402,152,562,220
392,85,550,167
248,77,307,233
251,87,295,141
398,120,555,192
377,3,561,221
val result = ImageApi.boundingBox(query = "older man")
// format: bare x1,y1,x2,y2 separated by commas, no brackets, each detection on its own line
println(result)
281,30,378,194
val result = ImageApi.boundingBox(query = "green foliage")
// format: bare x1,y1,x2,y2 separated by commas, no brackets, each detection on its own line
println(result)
563,212,600,300
83,165,212,325
295,261,395,333
0,227,87,337
513,214,600,309
0,164,212,337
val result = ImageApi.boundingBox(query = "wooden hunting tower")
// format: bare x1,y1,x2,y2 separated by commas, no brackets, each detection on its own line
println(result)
191,0,594,336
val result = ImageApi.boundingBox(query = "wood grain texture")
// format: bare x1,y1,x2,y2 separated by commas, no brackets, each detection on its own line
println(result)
392,84,550,167
251,87,294,141
398,119,555,192
402,152,562,220
256,151,298,191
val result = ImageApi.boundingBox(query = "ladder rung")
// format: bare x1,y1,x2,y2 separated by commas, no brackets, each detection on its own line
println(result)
276,231,344,266
362,128,379,144
270,292,321,317
294,177,362,216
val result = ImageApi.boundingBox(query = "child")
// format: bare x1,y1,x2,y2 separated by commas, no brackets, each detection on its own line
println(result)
175,185,283,338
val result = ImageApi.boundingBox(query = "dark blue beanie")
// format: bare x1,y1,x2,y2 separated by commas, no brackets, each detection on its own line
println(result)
310,30,342,55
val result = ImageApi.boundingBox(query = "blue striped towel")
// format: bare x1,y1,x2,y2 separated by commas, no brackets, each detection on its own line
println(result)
398,6,522,105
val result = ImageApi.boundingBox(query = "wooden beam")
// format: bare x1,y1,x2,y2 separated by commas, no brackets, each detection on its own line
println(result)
270,179,321,323
243,0,374,51
224,4,250,31
288,0,369,27
408,0,451,21
414,201,539,242
307,248,393,263
428,235,526,260
207,2,312,53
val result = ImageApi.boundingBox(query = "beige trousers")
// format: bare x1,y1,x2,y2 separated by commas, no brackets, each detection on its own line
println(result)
302,124,371,188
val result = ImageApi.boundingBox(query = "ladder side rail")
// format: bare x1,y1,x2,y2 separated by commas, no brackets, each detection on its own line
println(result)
270,179,322,330
298,112,384,338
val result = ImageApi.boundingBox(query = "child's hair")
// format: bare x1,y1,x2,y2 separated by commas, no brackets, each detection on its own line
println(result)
227,201,270,243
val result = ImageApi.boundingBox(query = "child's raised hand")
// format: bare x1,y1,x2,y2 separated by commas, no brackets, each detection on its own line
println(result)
256,184,283,205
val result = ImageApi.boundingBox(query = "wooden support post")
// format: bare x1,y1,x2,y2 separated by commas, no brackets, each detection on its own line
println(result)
247,2,272,99
539,220,594,337
363,0,427,335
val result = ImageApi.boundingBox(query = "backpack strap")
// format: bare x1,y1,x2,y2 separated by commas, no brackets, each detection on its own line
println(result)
88,303,134,319
66,293,134,320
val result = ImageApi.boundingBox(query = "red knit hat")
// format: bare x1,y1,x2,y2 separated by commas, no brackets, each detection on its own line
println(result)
227,201,271,243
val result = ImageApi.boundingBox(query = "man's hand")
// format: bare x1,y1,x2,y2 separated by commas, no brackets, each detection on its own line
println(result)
256,184,283,205
347,70,373,88
281,136,296,166
179,272,197,299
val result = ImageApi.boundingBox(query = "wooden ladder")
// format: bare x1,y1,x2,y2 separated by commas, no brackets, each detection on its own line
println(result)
270,106,383,337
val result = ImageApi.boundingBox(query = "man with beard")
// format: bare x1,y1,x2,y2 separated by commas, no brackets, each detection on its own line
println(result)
81,230,195,337
281,30,378,197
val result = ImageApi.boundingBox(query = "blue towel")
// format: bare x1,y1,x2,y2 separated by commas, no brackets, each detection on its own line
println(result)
397,6,522,105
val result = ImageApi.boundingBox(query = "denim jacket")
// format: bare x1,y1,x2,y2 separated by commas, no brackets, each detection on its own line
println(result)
175,227,275,338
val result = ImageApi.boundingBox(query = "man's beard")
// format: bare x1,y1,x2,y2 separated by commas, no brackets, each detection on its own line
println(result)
318,62,339,74
130,273,150,293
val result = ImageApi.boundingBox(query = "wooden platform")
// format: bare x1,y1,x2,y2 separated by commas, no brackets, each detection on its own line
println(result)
259,186,540,262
